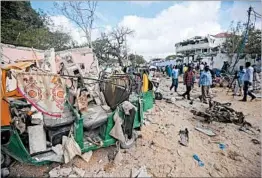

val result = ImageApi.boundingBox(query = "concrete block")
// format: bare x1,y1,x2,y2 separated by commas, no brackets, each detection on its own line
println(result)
28,125,47,154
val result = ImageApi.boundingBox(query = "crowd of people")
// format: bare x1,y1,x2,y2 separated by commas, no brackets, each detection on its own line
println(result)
164,61,258,103
123,60,259,103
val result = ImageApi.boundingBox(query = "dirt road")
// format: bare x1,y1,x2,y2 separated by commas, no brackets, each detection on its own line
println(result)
9,77,261,177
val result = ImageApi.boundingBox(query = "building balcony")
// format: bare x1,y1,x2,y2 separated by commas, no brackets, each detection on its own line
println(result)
175,43,211,52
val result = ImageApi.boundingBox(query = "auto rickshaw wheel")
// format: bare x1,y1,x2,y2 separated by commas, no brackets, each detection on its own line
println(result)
120,131,137,149
1,154,4,167
155,92,163,100
1,154,11,168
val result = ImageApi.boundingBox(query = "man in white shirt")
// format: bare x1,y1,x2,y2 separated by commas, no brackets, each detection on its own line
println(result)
200,62,204,72
241,62,256,102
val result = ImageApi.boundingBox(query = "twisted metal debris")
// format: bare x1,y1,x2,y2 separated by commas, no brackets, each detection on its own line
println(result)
191,100,245,125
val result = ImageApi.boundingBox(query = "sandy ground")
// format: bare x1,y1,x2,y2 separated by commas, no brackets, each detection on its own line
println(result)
9,76,261,177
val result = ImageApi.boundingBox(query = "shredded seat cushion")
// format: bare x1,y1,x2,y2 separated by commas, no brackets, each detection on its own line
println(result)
83,105,111,130
43,105,75,128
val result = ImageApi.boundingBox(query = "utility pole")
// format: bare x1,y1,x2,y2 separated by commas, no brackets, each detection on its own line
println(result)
125,34,128,66
230,6,252,73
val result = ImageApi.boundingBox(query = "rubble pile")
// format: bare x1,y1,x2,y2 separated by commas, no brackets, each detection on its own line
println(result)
191,100,245,124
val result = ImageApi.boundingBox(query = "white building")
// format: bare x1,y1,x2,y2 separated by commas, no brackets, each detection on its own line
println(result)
175,33,230,55
174,33,231,69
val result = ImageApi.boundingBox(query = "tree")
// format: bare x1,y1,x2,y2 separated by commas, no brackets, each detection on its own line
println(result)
1,1,46,46
165,55,176,61
92,26,134,66
1,1,73,51
105,27,134,66
92,37,111,65
128,53,146,65
54,1,97,48
223,21,261,71
223,21,243,57
244,25,261,55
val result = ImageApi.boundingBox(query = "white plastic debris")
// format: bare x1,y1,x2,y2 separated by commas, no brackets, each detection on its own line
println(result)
113,150,123,165
28,125,47,154
62,135,81,164
80,151,93,163
72,167,85,177
131,166,151,178
49,166,85,177
52,144,63,156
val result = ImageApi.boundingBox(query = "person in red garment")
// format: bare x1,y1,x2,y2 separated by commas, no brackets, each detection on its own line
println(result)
181,65,195,100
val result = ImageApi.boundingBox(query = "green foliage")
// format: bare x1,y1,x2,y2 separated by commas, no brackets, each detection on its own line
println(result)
1,1,73,51
92,27,134,66
165,55,176,60
223,21,261,56
92,38,110,64
244,26,261,55
128,53,146,65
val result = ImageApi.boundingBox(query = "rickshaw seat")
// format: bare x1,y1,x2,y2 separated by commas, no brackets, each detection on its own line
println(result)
83,105,111,130
43,105,75,145
43,105,75,129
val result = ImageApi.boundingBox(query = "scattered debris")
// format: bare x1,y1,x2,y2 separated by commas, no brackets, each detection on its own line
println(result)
28,125,47,154
62,135,82,164
131,166,151,178
49,166,85,177
251,139,260,145
49,166,72,177
195,126,216,137
178,128,189,146
72,167,85,177
193,154,204,167
228,150,241,161
113,150,123,165
165,97,176,104
52,144,63,156
219,143,226,150
191,100,245,124
80,151,93,163
239,122,256,135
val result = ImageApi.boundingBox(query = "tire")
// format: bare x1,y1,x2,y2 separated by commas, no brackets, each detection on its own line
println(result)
1,154,11,168
120,131,137,149
1,154,4,167
155,92,163,100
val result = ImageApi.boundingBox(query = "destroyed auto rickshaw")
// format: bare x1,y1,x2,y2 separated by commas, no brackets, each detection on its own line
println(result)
1,62,154,165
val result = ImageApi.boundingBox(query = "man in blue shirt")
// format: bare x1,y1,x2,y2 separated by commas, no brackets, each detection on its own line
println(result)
241,62,256,101
170,65,179,92
199,65,212,103
233,66,245,96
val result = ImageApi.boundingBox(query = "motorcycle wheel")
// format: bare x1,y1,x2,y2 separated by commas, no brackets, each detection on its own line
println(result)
155,92,163,100
1,154,11,168
120,131,137,149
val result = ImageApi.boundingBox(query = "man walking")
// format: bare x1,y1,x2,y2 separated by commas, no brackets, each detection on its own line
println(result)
233,66,245,96
199,66,212,104
170,65,179,92
199,62,204,75
241,62,256,102
181,66,194,100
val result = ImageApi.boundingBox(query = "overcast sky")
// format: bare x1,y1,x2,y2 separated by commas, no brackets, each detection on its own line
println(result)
31,1,261,60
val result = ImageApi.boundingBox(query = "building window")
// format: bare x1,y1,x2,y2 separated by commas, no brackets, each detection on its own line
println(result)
203,49,208,53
